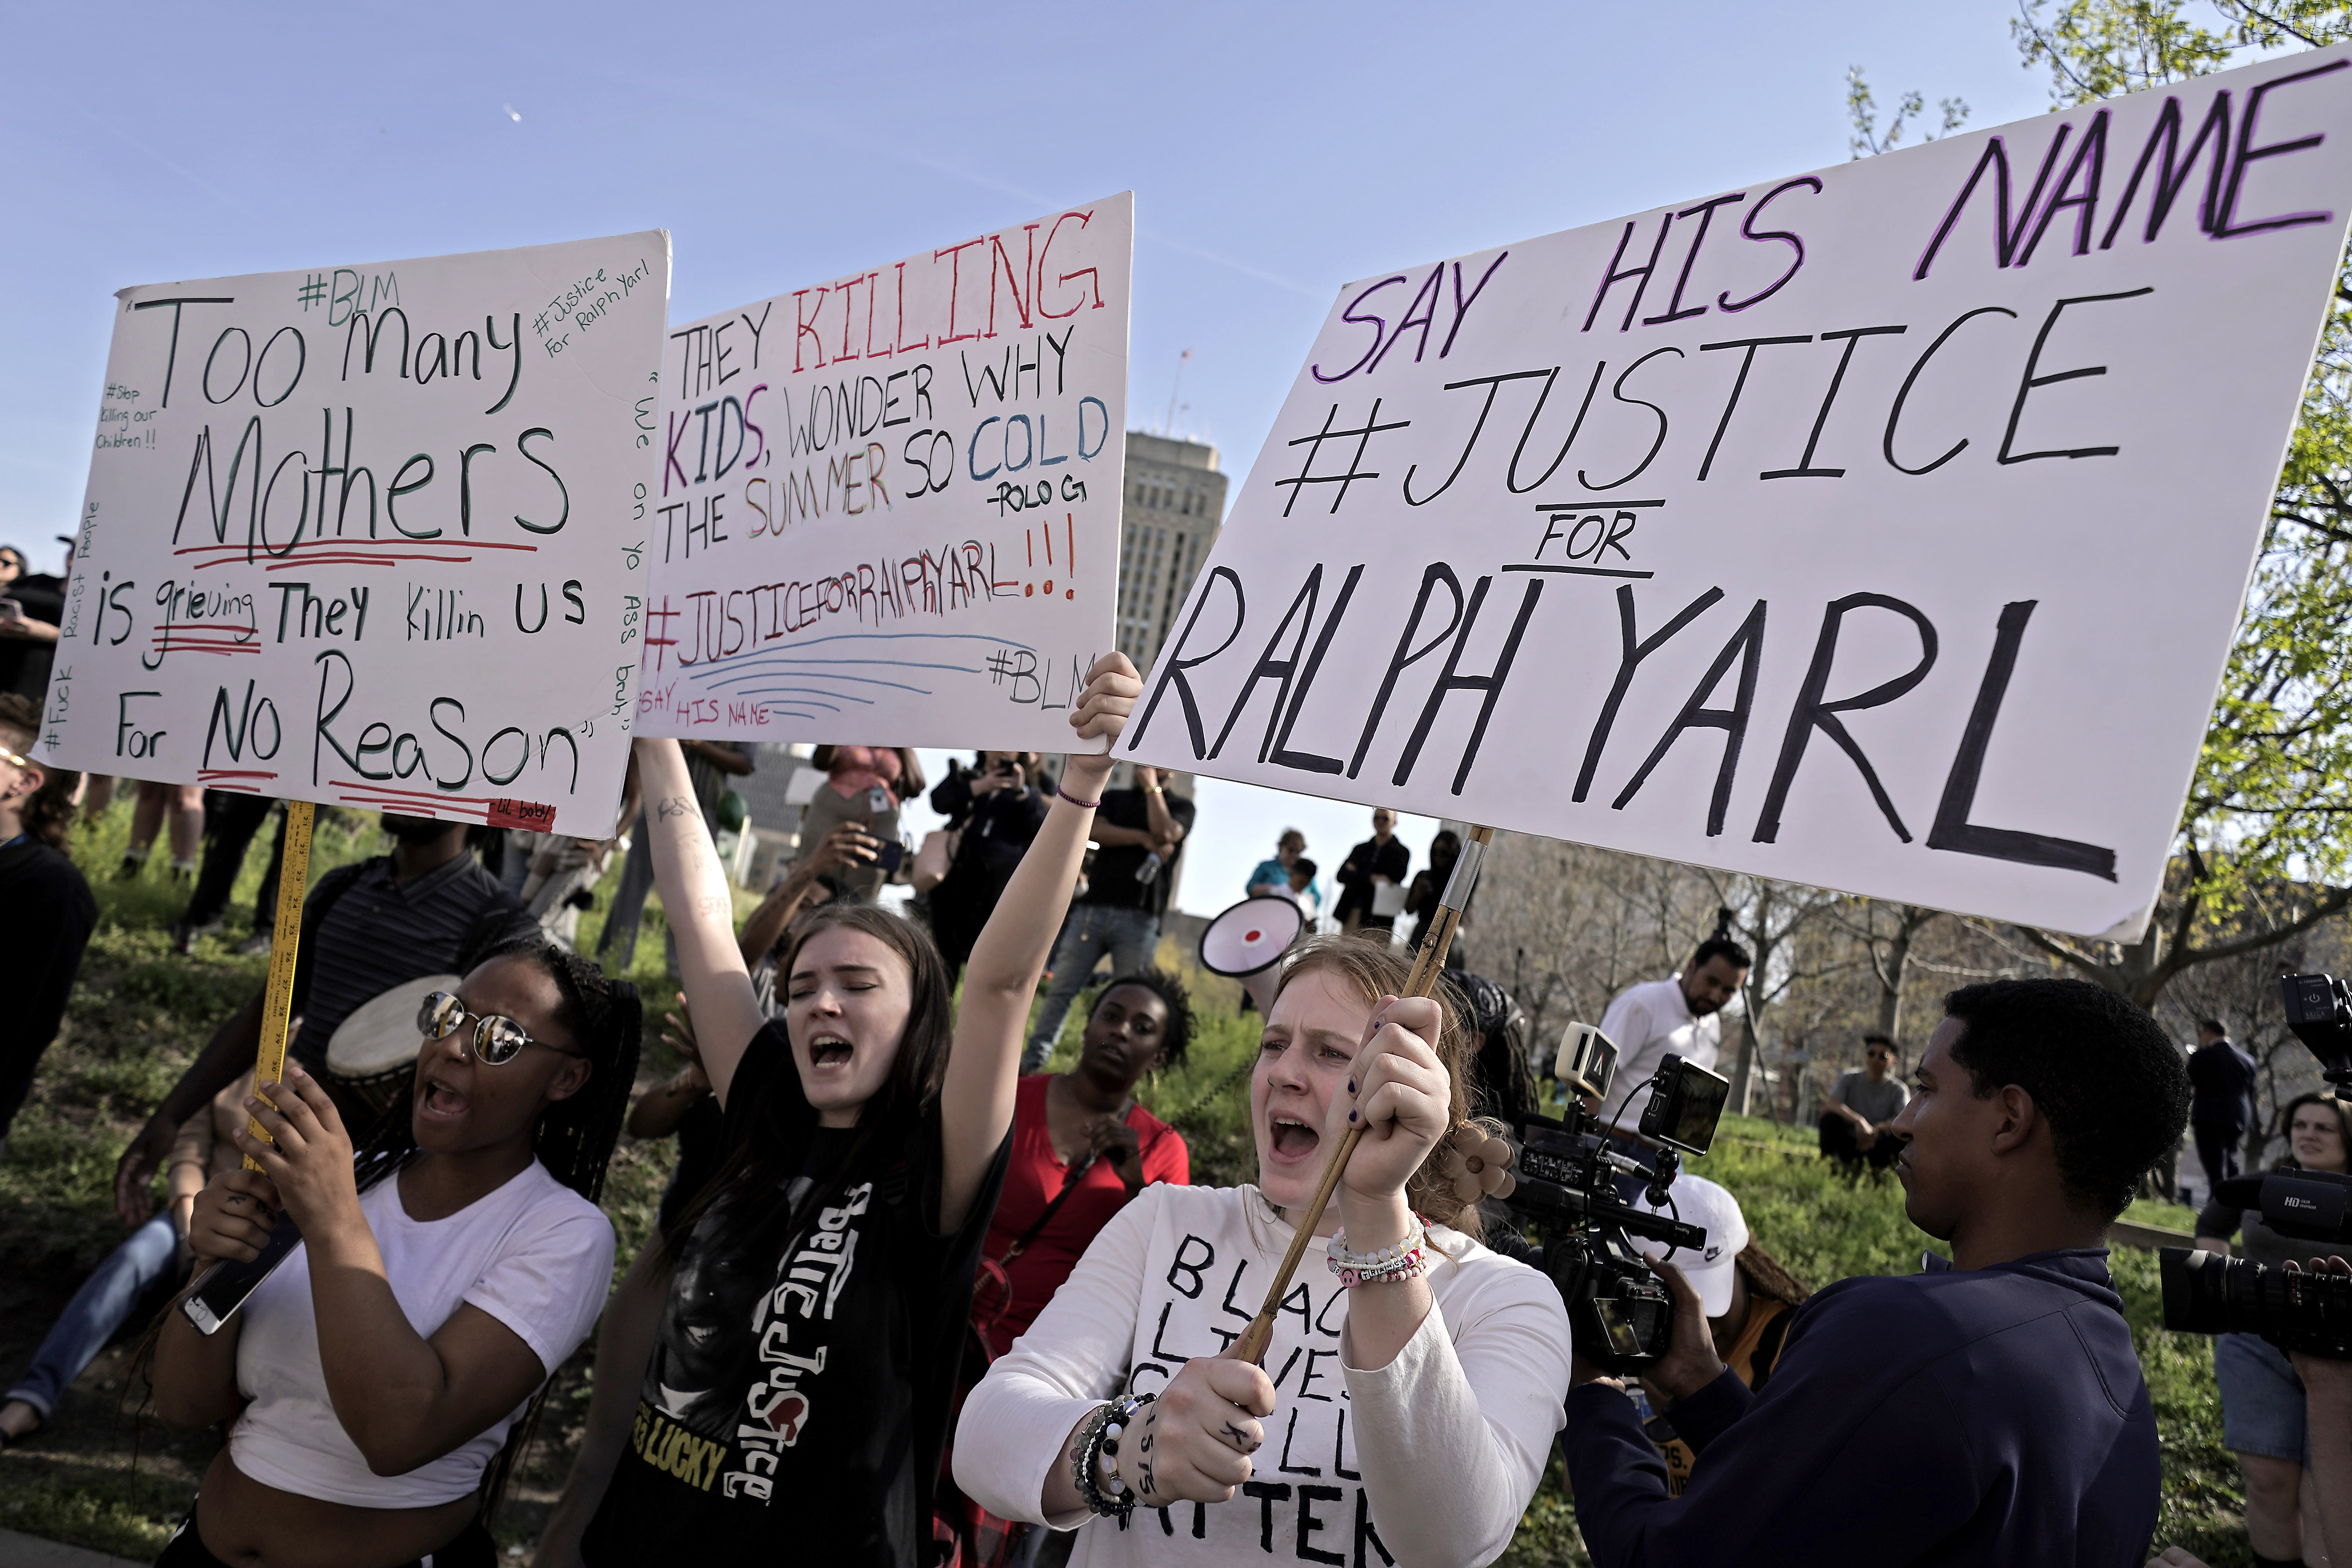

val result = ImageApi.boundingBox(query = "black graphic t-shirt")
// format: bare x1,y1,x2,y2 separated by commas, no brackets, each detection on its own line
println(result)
584,1022,1010,1568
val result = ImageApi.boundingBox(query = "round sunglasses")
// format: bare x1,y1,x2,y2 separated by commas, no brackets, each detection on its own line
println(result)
416,991,582,1065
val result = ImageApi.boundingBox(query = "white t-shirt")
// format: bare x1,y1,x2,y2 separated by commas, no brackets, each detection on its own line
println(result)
231,1158,615,1508
1596,976,1723,1128
956,1183,1571,1568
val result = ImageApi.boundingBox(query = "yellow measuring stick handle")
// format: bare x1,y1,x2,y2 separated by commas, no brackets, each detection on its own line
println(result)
244,800,317,1172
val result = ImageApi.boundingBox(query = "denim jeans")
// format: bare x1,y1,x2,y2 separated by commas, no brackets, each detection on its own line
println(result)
1022,905,1161,1073
5,1211,181,1418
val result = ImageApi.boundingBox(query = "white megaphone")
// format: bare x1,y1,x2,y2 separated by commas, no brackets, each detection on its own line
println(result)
1197,895,1306,1013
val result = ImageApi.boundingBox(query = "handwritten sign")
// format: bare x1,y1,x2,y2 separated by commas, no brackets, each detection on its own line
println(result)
1124,51,2352,940
636,195,1132,751
39,233,671,837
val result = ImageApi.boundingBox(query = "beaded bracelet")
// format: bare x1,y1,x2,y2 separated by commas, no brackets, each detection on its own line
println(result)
1072,1390,1157,1518
1326,1212,1431,1287
1056,781,1104,810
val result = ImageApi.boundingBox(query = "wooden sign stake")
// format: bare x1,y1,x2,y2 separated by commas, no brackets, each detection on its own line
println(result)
243,800,316,1166
1232,824,1492,1365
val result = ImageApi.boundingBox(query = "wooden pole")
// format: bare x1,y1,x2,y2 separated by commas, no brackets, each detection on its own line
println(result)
1232,824,1492,1365
243,800,317,1167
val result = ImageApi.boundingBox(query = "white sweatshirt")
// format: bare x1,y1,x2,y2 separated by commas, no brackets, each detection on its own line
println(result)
956,1183,1572,1568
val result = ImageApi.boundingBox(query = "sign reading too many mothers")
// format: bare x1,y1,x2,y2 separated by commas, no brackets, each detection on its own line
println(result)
40,233,671,837
638,194,1133,753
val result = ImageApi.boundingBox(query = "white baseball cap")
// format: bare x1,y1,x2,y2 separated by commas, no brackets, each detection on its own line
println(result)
1629,1173,1748,1318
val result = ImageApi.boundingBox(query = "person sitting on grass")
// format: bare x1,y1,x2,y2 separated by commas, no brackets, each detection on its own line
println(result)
0,691,95,1162
1818,1033,1909,1173
150,938,639,1568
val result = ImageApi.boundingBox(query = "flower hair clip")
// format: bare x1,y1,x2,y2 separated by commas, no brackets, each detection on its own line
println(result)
1441,1123,1516,1205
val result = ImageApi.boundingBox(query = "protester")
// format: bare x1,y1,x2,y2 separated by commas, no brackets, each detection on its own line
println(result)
1445,966,1536,1127
114,813,533,1221
2188,1018,2259,1204
151,938,637,1568
1595,937,1749,1131
736,820,876,1016
1818,1034,1909,1173
1621,1175,1810,1497
567,655,1138,1567
0,693,96,1158
2193,1091,2352,1568
119,780,206,882
1333,808,1409,936
795,744,925,904
1022,764,1192,1073
598,738,753,969
0,1069,251,1448
978,971,1193,1361
1404,828,1468,965
957,935,1571,1567
1245,829,1306,900
927,752,1051,978
170,796,287,955
1284,856,1320,917
943,971,1193,1566
1562,977,2192,1565
0,542,66,704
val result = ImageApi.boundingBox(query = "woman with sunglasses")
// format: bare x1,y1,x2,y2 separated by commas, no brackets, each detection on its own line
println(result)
569,655,1139,1568
151,938,641,1568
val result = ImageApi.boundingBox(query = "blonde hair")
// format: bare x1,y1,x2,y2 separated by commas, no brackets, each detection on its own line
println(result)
1267,935,1486,1240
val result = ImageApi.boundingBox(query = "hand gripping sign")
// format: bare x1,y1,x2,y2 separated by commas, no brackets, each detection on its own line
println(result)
40,232,671,838
1123,49,2352,940
634,195,1132,754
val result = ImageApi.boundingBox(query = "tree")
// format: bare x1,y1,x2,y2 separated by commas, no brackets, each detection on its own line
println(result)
1874,2,2352,1008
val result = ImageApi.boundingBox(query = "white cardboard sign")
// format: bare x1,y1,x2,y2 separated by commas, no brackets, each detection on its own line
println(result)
1123,50,2352,939
38,233,671,838
635,195,1132,751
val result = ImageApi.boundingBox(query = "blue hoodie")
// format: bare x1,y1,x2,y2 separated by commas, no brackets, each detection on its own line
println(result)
1561,1249,2157,1566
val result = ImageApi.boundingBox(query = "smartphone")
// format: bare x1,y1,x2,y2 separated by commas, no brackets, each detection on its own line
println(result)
0,599,22,624
180,1213,301,1336
874,840,908,874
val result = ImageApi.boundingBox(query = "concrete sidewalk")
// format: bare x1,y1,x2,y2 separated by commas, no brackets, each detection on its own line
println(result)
0,1529,142,1568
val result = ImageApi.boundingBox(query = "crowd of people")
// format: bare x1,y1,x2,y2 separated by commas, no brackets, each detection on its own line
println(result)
0,635,2347,1566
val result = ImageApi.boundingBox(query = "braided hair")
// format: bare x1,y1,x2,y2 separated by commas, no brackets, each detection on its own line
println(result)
349,934,642,1203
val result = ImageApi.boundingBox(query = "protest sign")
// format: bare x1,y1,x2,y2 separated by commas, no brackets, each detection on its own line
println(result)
1123,48,2352,940
636,195,1132,752
38,233,670,838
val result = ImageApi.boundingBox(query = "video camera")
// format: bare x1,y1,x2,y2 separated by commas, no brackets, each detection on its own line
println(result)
2159,972,2352,1360
1503,1023,1732,1374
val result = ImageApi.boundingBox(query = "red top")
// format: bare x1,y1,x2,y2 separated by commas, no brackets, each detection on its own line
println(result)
975,1074,1189,1359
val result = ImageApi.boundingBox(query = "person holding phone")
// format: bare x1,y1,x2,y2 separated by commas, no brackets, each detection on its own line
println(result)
795,745,925,903
928,752,1052,982
149,937,640,1568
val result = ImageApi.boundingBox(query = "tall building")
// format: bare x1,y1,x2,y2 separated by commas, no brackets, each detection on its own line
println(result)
1117,432,1228,672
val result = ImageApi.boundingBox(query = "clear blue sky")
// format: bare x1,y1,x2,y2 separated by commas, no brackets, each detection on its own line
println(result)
0,0,2060,917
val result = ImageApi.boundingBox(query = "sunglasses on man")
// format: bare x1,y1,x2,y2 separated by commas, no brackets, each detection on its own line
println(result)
417,991,583,1064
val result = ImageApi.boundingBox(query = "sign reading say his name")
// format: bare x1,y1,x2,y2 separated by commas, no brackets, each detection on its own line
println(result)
637,195,1131,751
1124,50,2352,940
41,234,670,837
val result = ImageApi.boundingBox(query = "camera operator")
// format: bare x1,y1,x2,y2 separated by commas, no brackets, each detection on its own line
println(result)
1596,940,1748,1189
1562,978,2190,1566
2192,1092,2351,1568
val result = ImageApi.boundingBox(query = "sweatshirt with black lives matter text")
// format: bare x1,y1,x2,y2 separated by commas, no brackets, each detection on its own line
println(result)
957,1182,1572,1568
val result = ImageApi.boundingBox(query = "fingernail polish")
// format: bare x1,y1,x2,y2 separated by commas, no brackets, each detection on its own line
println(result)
1349,1109,1359,1123
1347,1078,1355,1093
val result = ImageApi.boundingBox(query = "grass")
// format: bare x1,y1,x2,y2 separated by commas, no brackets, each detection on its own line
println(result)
0,825,2254,1564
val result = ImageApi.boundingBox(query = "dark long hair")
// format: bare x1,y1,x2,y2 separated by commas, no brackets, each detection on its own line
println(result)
658,902,955,1268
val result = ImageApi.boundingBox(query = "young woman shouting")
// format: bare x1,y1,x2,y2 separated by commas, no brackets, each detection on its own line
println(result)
153,940,640,1568
956,938,1572,1568
577,655,1141,1568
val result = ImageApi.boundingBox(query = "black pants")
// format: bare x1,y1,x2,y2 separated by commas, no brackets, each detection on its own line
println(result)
157,1511,495,1568
180,794,286,933
1819,1112,1904,1169
2193,1121,2246,1197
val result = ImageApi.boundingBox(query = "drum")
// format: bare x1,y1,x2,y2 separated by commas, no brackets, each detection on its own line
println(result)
325,973,459,1122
